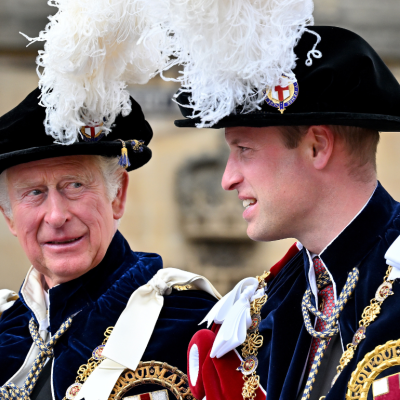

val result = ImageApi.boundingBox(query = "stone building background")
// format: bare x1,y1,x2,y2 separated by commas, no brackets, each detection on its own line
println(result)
0,0,399,294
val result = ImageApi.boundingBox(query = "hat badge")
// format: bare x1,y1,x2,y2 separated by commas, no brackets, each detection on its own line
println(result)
79,123,105,142
264,75,299,114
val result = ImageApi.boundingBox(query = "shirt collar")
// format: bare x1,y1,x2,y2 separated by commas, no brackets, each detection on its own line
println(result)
20,267,48,331
305,182,399,296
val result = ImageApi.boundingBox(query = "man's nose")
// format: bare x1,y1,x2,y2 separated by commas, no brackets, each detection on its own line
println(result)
44,190,70,228
221,157,243,191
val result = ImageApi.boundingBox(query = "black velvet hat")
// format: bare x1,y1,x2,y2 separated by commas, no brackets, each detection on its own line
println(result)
175,26,400,131
0,88,152,174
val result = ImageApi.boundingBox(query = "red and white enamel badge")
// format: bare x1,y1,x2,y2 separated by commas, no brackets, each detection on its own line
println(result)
264,75,299,114
80,123,105,142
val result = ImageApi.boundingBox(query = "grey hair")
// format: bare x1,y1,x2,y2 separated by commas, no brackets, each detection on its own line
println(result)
0,171,10,218
0,155,125,219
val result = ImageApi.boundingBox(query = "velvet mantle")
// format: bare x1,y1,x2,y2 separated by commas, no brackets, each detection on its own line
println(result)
0,231,216,400
254,182,400,400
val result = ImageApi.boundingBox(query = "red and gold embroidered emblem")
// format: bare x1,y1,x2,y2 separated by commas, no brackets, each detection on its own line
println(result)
109,361,195,400
373,373,400,399
125,389,169,400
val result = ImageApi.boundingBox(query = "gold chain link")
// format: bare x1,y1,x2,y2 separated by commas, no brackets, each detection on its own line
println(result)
62,327,114,400
334,266,394,377
240,272,269,400
76,326,113,383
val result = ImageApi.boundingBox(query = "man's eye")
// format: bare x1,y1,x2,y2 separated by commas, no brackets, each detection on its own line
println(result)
29,189,42,196
70,182,83,189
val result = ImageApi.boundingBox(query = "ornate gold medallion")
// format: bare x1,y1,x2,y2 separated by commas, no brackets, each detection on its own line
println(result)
375,282,394,302
238,355,258,376
109,361,195,400
65,383,83,400
346,339,400,399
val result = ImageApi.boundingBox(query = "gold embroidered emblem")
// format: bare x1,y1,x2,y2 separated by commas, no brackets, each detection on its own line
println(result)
346,338,400,399
125,389,169,400
109,361,195,400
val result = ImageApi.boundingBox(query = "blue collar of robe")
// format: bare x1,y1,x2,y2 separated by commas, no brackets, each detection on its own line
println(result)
256,182,400,400
0,231,216,400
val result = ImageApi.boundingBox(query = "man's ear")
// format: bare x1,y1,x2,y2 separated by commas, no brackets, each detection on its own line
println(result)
112,171,129,220
0,208,16,237
307,125,335,170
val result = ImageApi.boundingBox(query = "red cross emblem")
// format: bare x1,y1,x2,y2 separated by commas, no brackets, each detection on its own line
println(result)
89,126,98,138
132,390,169,400
80,123,105,142
373,373,400,399
274,85,289,102
84,125,101,138
264,75,299,114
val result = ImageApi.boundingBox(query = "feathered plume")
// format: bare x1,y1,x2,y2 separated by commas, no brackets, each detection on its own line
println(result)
140,0,318,127
21,0,170,144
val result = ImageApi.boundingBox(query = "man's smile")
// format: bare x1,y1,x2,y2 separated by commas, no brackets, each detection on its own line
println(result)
42,235,86,251
242,198,257,210
45,236,83,245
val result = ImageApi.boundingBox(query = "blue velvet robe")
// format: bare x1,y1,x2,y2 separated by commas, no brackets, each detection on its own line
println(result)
256,183,400,400
0,231,216,400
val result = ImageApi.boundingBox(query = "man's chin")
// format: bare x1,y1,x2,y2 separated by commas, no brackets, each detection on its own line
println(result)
246,223,281,243
246,226,267,242
39,258,95,287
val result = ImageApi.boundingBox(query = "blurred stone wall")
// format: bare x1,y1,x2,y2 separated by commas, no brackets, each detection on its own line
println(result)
0,0,399,294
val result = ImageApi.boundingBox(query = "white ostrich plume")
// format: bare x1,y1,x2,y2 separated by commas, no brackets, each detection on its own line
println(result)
21,0,170,144
141,0,317,127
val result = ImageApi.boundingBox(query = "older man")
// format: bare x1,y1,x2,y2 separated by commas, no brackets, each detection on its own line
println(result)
0,88,218,400
173,26,400,400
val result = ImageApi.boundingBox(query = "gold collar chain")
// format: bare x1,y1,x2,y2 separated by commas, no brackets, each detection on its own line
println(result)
64,327,114,400
319,265,395,399
237,271,270,400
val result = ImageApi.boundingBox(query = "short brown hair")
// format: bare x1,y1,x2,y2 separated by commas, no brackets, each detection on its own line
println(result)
278,125,380,172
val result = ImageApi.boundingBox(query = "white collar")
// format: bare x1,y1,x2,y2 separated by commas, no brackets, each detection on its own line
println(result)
20,267,49,331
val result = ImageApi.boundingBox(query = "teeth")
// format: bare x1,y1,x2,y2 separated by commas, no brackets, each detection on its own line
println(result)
243,199,256,208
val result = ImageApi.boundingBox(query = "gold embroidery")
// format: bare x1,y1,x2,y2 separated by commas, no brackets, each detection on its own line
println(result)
346,339,400,399
109,361,195,400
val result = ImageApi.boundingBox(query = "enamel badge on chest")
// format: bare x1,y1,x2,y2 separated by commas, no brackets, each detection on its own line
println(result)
264,75,299,114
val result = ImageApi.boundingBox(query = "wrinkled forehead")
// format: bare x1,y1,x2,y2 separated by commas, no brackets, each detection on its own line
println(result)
5,155,100,187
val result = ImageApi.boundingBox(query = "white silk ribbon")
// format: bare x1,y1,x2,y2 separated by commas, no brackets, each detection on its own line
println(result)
76,268,221,400
385,235,400,280
200,277,265,359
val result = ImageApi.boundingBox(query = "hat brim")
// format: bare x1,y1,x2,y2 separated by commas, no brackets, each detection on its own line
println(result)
0,141,151,174
175,112,400,132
